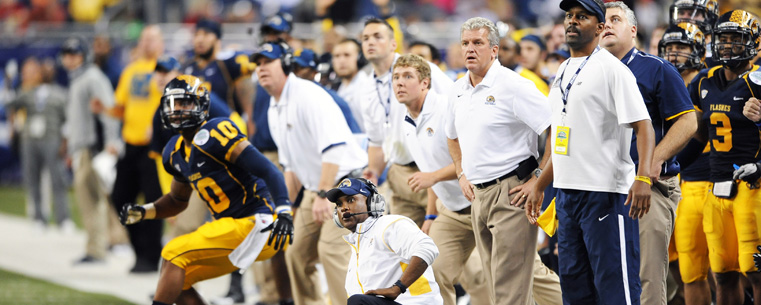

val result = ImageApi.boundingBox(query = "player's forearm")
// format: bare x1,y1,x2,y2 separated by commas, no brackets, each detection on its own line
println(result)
654,111,697,166
399,256,430,288
426,188,438,216
367,146,386,176
433,163,456,182
152,180,192,219
632,120,656,178
447,138,463,176
535,157,554,192
284,171,301,203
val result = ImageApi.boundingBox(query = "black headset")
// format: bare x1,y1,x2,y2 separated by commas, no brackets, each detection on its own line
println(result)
345,38,368,69
275,40,294,75
333,178,386,229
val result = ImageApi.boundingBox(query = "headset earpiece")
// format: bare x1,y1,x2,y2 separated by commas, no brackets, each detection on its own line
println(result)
356,178,385,217
347,38,368,69
333,207,344,228
278,41,293,75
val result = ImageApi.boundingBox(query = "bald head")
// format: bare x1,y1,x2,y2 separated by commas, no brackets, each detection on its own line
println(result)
139,25,164,60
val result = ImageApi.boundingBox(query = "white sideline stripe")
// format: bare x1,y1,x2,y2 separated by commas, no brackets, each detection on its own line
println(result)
618,215,632,305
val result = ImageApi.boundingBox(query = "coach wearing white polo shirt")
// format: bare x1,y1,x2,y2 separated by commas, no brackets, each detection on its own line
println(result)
359,17,453,226
392,54,490,305
445,17,555,305
253,41,368,305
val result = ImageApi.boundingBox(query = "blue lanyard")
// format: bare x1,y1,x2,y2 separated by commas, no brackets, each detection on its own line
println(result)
558,46,600,114
375,69,393,125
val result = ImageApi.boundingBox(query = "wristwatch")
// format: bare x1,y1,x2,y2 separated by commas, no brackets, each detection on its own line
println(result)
317,190,328,199
533,168,542,179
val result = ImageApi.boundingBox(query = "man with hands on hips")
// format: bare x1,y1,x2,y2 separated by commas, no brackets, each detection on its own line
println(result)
327,178,442,305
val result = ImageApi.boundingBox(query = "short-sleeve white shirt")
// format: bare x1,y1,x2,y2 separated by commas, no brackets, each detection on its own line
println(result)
268,75,368,192
445,60,551,184
548,48,650,194
360,53,454,165
402,91,471,212
337,69,372,133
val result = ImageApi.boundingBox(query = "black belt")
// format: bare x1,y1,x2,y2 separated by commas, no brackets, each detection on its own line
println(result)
473,169,518,190
454,206,471,214
397,161,417,168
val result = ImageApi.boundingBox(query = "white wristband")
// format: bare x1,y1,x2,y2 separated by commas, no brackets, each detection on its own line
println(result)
143,203,156,220
275,205,292,214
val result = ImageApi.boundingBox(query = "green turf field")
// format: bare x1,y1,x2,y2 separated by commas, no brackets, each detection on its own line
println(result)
0,268,134,305
0,185,83,228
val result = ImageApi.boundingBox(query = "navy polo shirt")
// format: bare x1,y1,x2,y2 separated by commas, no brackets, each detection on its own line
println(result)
252,84,278,151
622,48,695,176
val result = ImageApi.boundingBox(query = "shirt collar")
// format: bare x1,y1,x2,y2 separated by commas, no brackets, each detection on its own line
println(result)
342,216,379,243
621,47,638,66
462,59,500,90
373,53,400,85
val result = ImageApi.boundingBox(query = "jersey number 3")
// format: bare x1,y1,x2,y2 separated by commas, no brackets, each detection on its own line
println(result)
710,112,733,152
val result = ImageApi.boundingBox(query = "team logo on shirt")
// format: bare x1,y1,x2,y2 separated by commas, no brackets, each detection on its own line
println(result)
426,127,434,136
485,95,496,105
194,129,210,145
750,71,761,86
701,89,708,99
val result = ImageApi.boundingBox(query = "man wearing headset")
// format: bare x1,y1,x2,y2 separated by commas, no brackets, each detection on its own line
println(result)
328,178,442,305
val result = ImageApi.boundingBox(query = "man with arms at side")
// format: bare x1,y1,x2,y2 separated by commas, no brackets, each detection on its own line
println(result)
328,178,442,305
659,22,713,305
120,75,294,305
360,17,453,226
526,0,655,304
601,3,697,304
445,17,561,305
332,38,370,132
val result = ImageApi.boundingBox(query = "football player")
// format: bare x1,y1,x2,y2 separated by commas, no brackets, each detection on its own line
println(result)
120,75,293,305
660,22,713,305
687,10,761,305
668,0,719,66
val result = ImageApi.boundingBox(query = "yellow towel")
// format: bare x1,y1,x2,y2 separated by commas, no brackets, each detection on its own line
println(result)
537,198,559,237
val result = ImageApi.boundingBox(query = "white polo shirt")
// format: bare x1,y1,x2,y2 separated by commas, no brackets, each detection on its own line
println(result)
402,91,471,212
268,74,368,192
549,48,650,194
337,69,372,133
343,215,442,305
360,53,454,165
445,60,551,184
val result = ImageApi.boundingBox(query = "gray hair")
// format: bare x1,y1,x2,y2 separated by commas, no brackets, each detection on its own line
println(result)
604,1,637,28
460,17,500,47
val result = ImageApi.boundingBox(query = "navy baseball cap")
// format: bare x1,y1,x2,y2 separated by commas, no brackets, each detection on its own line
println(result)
293,48,318,70
251,42,287,63
155,55,181,72
521,34,547,51
326,178,373,203
560,0,606,23
196,19,222,38
261,12,293,34
550,44,571,59
61,37,88,55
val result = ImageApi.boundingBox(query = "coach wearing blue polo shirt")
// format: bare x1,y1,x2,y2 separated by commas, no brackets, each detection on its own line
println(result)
600,2,697,305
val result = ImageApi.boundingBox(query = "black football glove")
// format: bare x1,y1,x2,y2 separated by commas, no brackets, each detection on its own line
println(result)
261,209,294,251
733,162,761,184
755,245,761,270
120,203,145,225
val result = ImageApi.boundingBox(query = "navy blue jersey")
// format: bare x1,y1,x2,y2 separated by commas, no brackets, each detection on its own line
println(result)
679,68,712,181
162,118,274,219
150,91,232,157
689,65,761,181
183,52,252,114
623,48,695,176
251,84,277,151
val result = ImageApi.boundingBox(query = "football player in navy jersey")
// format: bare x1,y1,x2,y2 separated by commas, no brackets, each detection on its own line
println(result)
687,10,761,305
660,22,714,305
120,75,293,305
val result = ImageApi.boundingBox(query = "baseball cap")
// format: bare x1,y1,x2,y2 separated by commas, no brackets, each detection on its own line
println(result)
61,37,88,55
261,12,293,34
550,44,571,60
326,178,373,203
521,35,547,51
560,0,606,23
155,55,181,72
196,19,222,38
293,48,318,70
251,42,288,63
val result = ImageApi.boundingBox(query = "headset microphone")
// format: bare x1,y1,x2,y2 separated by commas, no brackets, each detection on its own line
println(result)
345,210,384,217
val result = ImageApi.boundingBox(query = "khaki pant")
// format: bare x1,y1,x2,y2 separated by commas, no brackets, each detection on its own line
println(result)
472,175,556,305
169,192,209,238
72,150,108,259
285,190,351,305
429,200,489,305
107,203,129,245
387,163,427,226
639,176,680,305
532,251,563,305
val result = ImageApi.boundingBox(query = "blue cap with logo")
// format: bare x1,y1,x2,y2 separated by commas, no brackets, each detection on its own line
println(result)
155,55,181,72
326,178,373,203
196,19,222,38
261,12,293,34
560,0,606,23
251,42,287,63
61,37,88,55
293,48,318,70
521,34,547,51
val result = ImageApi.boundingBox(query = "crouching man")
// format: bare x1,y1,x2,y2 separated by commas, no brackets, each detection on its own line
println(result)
327,178,443,305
